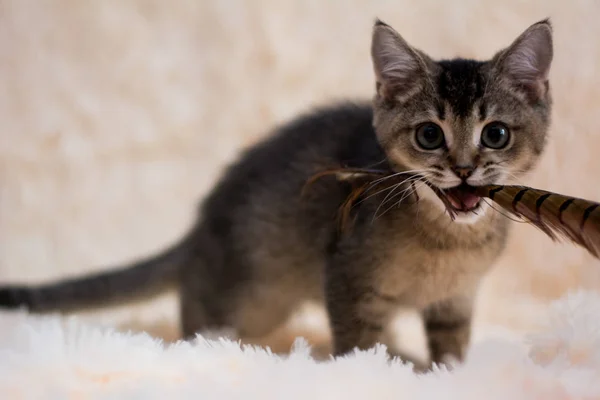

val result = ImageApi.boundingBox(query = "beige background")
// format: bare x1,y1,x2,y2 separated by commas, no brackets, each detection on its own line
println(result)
1,0,600,352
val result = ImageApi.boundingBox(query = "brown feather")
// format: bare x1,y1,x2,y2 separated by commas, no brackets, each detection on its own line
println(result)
302,167,422,232
303,167,600,258
300,167,388,198
475,185,600,258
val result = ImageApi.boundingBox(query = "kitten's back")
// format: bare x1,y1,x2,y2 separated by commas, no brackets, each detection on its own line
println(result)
0,102,383,314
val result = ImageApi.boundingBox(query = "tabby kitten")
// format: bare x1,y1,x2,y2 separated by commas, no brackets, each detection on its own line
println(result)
0,19,553,368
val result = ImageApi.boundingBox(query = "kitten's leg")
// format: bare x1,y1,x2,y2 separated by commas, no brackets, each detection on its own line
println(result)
180,284,228,339
325,279,390,356
179,269,300,341
422,296,474,367
325,278,429,370
325,254,426,369
325,256,386,354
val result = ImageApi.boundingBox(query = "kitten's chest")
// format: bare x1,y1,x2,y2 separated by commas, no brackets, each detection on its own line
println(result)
376,233,504,309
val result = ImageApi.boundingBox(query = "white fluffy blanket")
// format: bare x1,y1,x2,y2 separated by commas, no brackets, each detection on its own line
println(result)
1,291,599,399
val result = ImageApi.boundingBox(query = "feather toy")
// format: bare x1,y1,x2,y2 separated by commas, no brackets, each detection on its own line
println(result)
303,167,600,259
474,184,600,258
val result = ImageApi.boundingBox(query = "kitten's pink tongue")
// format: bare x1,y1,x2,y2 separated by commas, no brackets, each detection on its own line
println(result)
447,189,480,211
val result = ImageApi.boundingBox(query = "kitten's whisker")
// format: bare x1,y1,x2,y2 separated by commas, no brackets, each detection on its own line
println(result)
328,166,434,230
355,174,428,209
396,179,426,204
383,179,424,210
481,198,529,224
365,168,432,189
362,158,388,169
415,182,425,222
495,168,528,186
374,178,429,221
384,175,433,206
481,165,528,186
404,180,429,207
373,180,422,222
372,182,407,223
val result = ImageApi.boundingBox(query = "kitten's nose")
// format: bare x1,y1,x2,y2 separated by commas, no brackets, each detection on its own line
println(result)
452,165,474,180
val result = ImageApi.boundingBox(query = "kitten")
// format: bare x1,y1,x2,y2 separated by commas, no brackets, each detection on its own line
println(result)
0,19,553,369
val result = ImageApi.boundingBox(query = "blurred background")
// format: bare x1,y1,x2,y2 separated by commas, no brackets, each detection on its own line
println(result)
1,0,600,355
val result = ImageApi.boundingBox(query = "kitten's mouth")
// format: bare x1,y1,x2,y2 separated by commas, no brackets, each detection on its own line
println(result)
444,184,481,212
431,183,482,213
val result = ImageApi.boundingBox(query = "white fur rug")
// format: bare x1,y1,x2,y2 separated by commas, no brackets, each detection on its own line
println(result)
1,291,599,399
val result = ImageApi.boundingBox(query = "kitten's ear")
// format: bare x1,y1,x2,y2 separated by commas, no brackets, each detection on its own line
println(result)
495,19,553,100
371,19,428,102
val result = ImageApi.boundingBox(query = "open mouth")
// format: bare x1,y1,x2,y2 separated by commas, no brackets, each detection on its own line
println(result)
431,183,482,214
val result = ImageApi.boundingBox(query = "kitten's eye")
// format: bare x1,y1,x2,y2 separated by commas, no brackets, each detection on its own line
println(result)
415,123,445,150
481,122,510,149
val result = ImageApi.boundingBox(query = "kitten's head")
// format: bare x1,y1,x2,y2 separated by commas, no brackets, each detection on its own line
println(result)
370,19,553,223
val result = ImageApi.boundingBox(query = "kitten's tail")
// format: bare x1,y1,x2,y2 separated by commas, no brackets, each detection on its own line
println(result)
0,233,194,313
